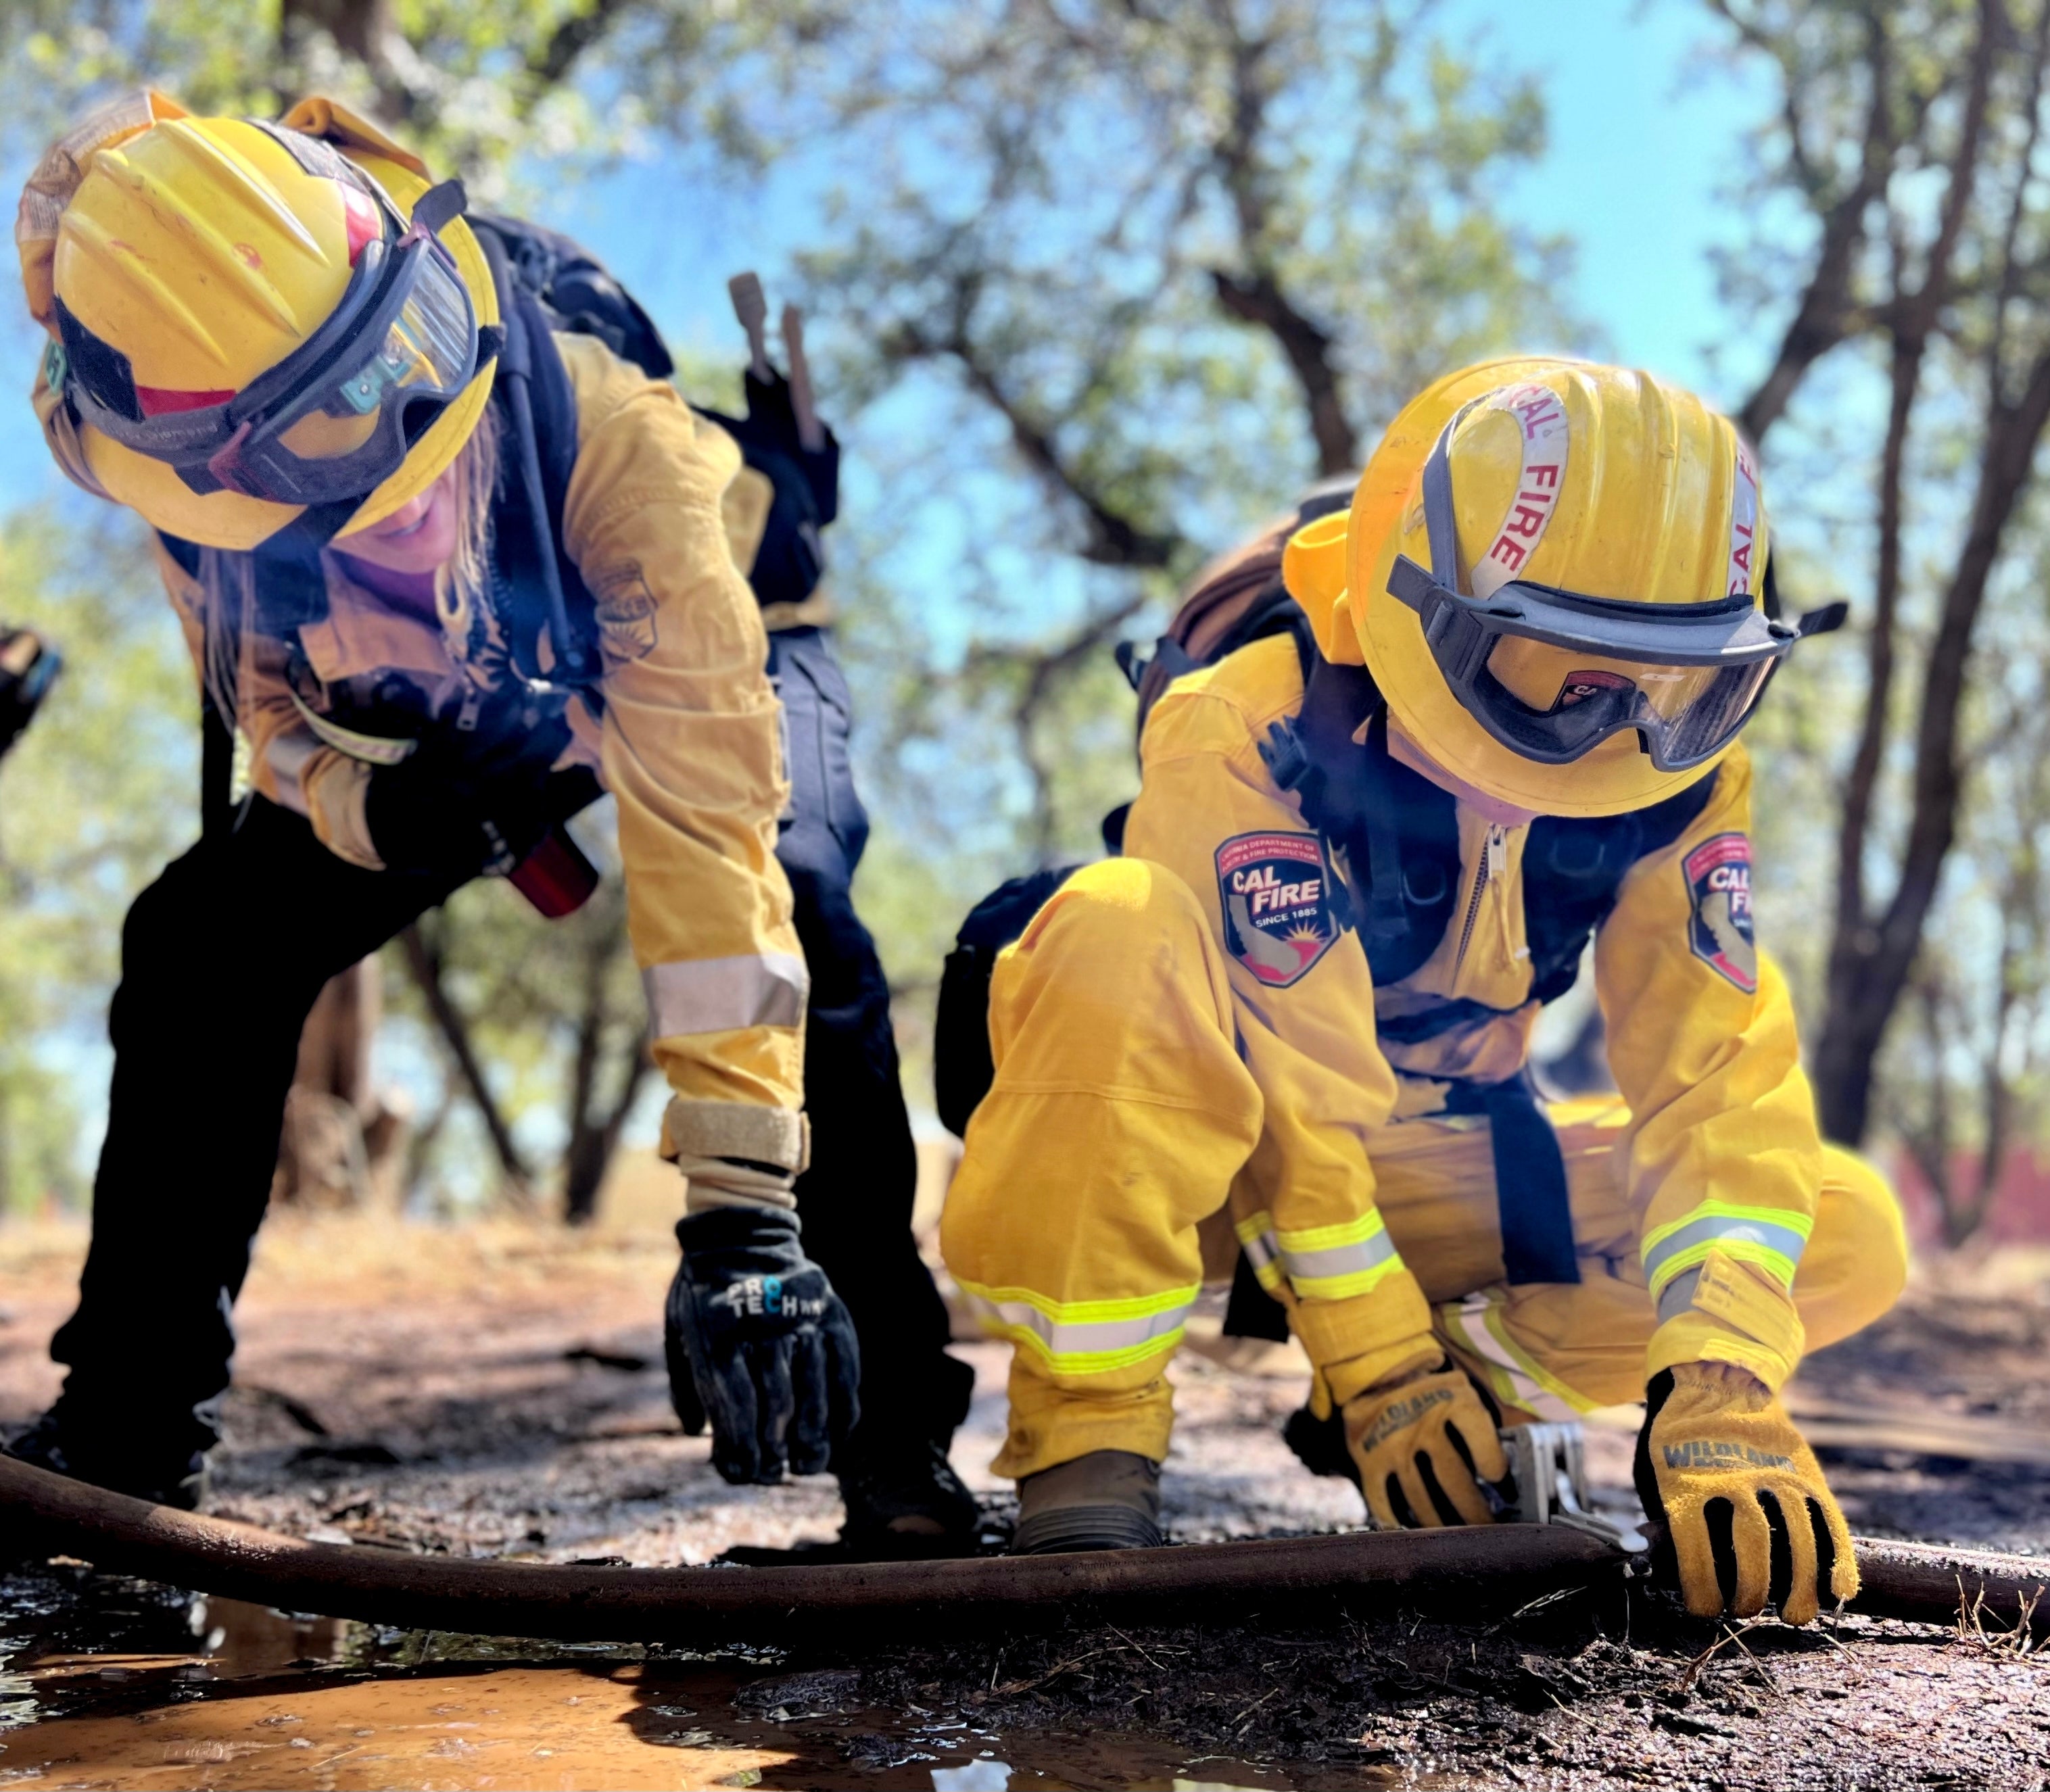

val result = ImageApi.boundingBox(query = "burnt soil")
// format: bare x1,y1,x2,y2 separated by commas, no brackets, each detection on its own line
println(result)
1,1167,2047,1789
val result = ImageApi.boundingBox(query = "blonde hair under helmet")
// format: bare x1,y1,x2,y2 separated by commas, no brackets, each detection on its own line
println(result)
19,93,498,552
1283,358,1769,820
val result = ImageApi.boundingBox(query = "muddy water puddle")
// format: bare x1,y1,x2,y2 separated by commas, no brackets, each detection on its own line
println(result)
0,1568,1369,1790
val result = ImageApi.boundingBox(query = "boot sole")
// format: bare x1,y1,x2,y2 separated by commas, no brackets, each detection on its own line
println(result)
1010,1505,1164,1555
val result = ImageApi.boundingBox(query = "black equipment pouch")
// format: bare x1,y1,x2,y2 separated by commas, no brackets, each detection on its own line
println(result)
933,865,1083,1139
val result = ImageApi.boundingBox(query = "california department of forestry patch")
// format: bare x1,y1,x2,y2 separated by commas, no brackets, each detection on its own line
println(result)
590,562,659,664
1683,831,1758,994
1216,831,1338,988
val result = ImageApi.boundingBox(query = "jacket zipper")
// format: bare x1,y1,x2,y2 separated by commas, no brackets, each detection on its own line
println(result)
1452,825,1508,985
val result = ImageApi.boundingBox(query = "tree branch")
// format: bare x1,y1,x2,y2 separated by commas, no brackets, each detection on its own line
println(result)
1203,4,1358,473
399,921,534,1194
1736,9,1899,443
888,308,1181,568
527,0,631,92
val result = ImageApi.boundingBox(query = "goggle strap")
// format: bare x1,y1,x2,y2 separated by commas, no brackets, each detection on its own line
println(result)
207,420,258,496
408,178,469,239
1421,416,1464,585
1797,599,1849,639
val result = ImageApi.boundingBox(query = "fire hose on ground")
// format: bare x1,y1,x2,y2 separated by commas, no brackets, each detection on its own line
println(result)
2,1454,2043,1647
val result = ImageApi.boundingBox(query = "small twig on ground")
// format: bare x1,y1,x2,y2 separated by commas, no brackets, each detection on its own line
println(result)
989,1648,1110,1697
1677,1620,1771,1693
1486,1584,1581,1635
1719,1619,1783,1694
1229,1685,1281,1735
1955,1579,2045,1658
1546,1690,1597,1733
1105,1625,1185,1672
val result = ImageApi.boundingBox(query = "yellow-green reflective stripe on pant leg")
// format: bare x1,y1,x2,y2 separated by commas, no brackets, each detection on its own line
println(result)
1236,1210,1406,1301
1437,1290,1591,1422
1234,1212,1285,1292
1640,1201,1813,1303
955,1278,1199,1376
1274,1212,1405,1302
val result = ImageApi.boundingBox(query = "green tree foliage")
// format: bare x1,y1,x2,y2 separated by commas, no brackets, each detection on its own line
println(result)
791,0,1588,988
0,0,842,186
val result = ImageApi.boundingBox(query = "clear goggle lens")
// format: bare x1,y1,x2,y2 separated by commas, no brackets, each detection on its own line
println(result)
276,249,475,462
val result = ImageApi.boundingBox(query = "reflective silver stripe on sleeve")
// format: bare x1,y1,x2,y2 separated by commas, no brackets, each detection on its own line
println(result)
644,952,810,1038
1640,1214,1809,1289
1656,1267,1703,1326
1241,1231,1280,1276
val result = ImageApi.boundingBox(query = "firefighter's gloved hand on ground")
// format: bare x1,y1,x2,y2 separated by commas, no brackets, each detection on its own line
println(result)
665,1200,861,1484
1636,1361,1857,1624
362,678,575,877
1343,1356,1512,1530
0,627,58,760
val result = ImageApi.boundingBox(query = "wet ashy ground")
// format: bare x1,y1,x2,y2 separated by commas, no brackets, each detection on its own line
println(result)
2,1167,2049,1788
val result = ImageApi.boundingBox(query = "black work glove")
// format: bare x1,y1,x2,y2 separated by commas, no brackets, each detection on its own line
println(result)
664,1205,861,1484
364,677,575,878
0,628,59,761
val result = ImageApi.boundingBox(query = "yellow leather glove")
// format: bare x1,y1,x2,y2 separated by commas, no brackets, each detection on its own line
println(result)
1636,1361,1859,1624
1343,1359,1510,1529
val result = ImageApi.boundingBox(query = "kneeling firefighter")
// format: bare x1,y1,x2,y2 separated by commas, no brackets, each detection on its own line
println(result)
940,358,1908,1622
5,92,972,1550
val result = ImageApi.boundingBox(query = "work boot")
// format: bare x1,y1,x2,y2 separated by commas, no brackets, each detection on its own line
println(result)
1011,1449,1163,1554
836,1436,981,1559
1,1407,210,1511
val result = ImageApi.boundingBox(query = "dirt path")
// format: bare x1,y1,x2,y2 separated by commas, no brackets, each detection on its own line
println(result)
3,1179,2047,1787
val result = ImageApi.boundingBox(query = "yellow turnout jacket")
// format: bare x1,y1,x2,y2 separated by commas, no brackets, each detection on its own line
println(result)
151,334,806,1172
1126,634,1823,1395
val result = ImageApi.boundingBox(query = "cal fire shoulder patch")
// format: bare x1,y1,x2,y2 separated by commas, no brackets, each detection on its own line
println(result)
1216,831,1338,988
1683,831,1758,994
590,562,659,665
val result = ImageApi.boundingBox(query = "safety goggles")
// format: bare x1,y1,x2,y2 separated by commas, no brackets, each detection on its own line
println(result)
1387,414,1842,773
62,174,482,510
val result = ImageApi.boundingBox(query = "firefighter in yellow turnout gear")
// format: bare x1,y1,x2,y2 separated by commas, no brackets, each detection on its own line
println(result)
942,359,1907,1624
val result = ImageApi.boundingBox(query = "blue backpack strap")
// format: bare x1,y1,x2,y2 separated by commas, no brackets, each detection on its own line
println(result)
1260,655,1463,986
473,223,601,689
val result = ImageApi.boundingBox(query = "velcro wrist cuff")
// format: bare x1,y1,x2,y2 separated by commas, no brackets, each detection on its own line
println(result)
673,1151,796,1215
1647,1249,1804,1393
1648,1311,1796,1394
661,1097,809,1174
1287,1270,1433,1403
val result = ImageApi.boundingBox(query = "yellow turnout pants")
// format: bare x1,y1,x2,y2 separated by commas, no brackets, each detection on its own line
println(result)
940,860,1908,1480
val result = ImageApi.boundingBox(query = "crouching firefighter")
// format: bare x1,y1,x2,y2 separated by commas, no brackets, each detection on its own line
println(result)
3,92,970,1551
940,358,1909,1624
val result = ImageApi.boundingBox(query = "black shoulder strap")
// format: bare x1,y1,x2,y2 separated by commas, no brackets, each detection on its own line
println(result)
1259,655,1464,986
475,226,600,687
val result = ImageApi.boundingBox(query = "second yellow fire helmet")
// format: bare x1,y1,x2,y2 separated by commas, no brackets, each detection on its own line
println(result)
1285,358,1840,819
17,91,499,551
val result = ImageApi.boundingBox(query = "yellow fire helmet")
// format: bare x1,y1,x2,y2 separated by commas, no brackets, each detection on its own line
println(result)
1285,358,1839,819
18,92,498,552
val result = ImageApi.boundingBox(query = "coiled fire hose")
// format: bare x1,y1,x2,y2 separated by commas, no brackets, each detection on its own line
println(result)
2,1455,2042,1645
